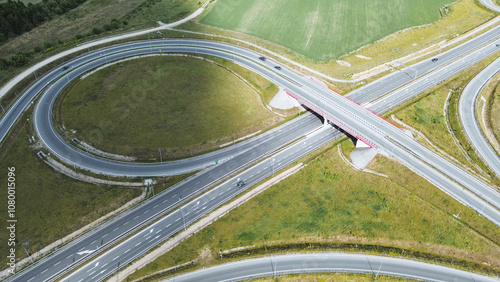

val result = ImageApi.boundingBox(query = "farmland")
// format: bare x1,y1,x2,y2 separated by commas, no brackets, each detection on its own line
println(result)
200,0,454,61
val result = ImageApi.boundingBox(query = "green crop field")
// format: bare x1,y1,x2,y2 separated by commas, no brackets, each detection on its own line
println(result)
201,0,454,61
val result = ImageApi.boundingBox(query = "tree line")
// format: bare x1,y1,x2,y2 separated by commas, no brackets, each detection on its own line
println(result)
0,0,87,43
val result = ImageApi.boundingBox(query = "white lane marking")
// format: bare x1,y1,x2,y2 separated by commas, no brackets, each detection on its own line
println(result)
113,227,119,232
185,212,190,216
156,230,161,234
112,256,120,261
143,210,149,214
166,223,171,228
211,197,216,201
54,261,61,266
101,263,108,268
219,192,224,195
135,242,141,247
163,199,168,203
171,195,177,199
154,235,160,239
145,236,152,240
202,206,207,210
28,277,35,282
41,269,48,274
134,216,139,219
124,249,130,254
66,255,72,259
175,218,180,222
91,240,96,244
77,250,95,256
153,204,158,209
103,233,108,238
124,221,129,225
88,271,96,276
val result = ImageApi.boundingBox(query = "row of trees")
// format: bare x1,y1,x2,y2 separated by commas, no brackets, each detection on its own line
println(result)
0,0,87,43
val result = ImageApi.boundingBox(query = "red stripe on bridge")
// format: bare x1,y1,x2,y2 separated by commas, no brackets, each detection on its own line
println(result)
285,89,377,149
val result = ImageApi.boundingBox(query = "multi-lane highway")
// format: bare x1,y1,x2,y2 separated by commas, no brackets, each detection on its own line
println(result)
169,253,497,282
2,4,500,282
7,32,500,282
459,57,500,176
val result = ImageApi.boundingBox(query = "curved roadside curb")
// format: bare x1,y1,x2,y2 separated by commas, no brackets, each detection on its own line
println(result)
167,253,497,282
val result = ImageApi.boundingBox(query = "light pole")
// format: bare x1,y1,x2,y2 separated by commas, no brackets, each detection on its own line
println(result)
22,242,33,263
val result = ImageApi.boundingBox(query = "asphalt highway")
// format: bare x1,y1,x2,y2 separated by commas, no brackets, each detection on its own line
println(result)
8,113,325,282
169,253,498,282
58,39,500,281
63,127,338,282
30,27,500,177
280,53,500,225
459,57,500,176
4,30,500,281
2,13,500,282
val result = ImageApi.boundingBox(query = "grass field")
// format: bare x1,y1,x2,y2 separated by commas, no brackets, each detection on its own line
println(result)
128,140,500,281
200,0,454,62
0,120,141,269
488,82,500,145
59,56,280,160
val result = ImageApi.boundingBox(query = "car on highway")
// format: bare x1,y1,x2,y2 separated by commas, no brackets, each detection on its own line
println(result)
236,180,246,188
259,56,266,61
431,58,438,62
61,66,69,71
274,65,282,70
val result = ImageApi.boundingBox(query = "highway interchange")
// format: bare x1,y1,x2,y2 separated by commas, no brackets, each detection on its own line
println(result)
1,1,500,281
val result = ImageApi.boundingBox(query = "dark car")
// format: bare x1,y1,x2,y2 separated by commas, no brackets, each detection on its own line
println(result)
236,180,246,188
431,58,438,62
62,66,69,71
274,65,282,70
496,44,500,48
259,56,266,61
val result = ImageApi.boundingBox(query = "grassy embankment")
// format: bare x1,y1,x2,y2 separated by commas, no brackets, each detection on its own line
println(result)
251,273,411,281
0,116,142,269
0,0,202,87
58,55,280,160
395,52,500,184
127,139,500,281
189,0,495,84
486,79,500,145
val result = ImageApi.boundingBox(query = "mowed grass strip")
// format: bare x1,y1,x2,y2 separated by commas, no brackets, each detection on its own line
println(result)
128,140,500,281
251,273,411,281
0,123,141,269
60,56,279,159
488,82,500,145
200,0,454,61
